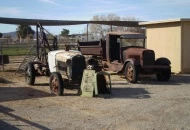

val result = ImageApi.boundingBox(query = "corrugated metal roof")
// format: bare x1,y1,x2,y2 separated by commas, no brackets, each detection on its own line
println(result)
0,17,142,27
139,18,190,26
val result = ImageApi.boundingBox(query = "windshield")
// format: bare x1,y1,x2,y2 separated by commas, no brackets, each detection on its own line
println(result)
120,38,145,47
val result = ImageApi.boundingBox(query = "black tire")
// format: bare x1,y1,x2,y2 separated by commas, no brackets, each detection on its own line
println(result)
156,68,171,81
124,62,139,83
97,75,110,94
49,72,64,96
25,62,36,85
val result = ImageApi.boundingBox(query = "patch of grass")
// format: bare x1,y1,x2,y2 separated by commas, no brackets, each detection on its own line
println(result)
1,44,32,56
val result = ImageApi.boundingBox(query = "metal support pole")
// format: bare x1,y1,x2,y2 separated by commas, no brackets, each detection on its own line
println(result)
87,24,89,41
0,40,4,71
111,25,112,32
36,25,39,57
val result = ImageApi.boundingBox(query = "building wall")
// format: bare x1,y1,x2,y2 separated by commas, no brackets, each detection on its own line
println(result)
182,21,190,73
146,22,182,73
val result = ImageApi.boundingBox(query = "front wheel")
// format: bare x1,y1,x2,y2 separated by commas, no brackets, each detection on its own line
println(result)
156,68,171,81
25,62,36,85
49,72,64,96
124,62,139,83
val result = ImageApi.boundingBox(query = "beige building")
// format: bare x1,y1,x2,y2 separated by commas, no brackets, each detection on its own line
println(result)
139,18,190,73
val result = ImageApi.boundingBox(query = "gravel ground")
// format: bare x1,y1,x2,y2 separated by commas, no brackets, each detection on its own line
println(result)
0,71,190,130
0,57,190,130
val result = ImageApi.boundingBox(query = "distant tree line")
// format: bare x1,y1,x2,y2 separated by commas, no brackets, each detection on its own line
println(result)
89,13,144,39
16,25,35,42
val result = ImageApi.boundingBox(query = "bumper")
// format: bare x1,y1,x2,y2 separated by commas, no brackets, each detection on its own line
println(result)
141,65,171,69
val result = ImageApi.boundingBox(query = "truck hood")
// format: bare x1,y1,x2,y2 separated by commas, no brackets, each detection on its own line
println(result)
122,47,154,62
48,50,82,62
123,47,152,55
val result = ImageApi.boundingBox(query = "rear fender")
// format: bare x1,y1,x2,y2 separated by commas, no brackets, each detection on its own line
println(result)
155,57,171,65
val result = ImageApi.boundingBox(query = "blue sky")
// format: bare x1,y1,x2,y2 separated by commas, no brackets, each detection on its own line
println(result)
0,0,190,35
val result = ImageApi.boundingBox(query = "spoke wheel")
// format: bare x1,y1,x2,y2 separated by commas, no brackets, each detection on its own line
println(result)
25,62,35,85
124,62,138,83
49,72,64,96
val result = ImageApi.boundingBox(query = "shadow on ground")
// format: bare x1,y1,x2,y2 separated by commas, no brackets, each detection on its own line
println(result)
0,87,54,102
0,78,13,83
118,74,190,85
138,74,190,85
0,105,50,130
110,87,151,99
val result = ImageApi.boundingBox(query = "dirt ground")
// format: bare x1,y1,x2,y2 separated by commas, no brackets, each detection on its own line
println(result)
0,56,190,130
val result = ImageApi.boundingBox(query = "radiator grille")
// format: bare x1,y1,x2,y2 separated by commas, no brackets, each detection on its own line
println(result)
71,55,86,80
143,50,155,66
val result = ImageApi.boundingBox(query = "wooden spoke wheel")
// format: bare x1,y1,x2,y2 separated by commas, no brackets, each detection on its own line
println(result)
124,62,139,83
49,72,64,96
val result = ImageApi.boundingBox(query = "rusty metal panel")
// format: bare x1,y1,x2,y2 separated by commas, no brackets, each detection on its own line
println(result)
123,48,145,65
109,62,123,72
78,41,103,55
79,46,102,55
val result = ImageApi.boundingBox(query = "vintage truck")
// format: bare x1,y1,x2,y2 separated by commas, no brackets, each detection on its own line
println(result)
25,46,87,95
78,32,171,83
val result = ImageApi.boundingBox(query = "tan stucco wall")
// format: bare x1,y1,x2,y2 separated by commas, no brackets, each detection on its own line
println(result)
146,22,181,73
182,21,190,73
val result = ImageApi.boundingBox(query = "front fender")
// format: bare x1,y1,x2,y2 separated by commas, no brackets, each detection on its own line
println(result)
119,58,140,72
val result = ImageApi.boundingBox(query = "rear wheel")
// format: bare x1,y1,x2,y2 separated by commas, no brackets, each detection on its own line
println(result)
49,72,64,96
124,62,139,83
156,68,171,81
25,62,36,85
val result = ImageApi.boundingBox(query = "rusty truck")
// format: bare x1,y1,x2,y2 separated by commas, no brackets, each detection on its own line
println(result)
78,32,171,83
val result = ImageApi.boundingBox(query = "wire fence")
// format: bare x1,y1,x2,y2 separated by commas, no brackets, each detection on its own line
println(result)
0,38,80,56
0,38,75,71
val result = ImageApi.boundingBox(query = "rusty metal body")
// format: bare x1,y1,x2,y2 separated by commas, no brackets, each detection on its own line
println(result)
104,32,170,74
78,32,171,82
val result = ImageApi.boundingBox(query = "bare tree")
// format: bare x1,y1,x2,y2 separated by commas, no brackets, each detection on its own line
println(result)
89,14,144,40
89,14,120,39
118,16,145,33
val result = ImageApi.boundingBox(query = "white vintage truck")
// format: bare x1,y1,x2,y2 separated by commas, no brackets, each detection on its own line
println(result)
48,49,86,95
25,48,89,96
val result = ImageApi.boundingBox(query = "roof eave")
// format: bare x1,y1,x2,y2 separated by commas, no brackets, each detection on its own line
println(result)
139,18,190,26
